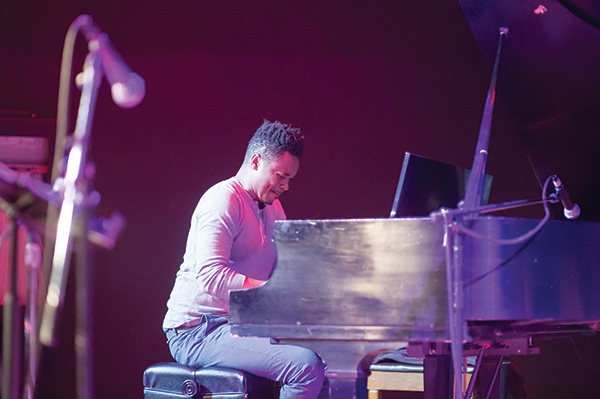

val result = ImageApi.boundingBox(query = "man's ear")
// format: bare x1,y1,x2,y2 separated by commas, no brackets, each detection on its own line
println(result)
250,153,261,170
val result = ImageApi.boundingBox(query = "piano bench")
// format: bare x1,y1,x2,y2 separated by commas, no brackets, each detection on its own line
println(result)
143,362,282,399
367,363,473,399
367,362,425,398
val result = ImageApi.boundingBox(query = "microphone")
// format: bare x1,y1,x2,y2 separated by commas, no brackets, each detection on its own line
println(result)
79,16,145,108
552,175,581,220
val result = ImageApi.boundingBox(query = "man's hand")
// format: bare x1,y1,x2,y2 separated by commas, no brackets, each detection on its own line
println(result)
243,277,266,288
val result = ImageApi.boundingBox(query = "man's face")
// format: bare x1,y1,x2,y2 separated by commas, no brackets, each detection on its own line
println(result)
251,151,300,205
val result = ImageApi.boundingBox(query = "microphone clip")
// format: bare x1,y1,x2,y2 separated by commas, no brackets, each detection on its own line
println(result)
551,175,581,220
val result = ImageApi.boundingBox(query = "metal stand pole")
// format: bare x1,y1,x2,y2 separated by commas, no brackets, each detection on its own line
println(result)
39,50,102,399
24,228,42,399
75,191,93,399
2,201,23,399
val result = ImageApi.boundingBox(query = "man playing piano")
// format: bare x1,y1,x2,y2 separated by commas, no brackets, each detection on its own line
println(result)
162,120,326,398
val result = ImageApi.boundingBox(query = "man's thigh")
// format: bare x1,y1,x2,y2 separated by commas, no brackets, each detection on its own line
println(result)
175,323,323,382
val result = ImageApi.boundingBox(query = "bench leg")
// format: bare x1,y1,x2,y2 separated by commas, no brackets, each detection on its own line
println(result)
368,389,382,399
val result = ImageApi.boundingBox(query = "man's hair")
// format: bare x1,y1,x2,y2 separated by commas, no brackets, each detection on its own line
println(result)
244,119,304,163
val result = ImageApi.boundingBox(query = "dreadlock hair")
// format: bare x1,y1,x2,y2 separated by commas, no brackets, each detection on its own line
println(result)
243,119,304,164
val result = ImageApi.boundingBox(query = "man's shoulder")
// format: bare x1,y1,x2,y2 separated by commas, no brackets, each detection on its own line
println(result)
200,178,239,202
195,178,246,214
205,177,238,195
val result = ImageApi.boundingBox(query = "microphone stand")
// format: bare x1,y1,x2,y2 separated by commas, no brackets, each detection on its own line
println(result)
37,50,103,399
1,16,126,399
431,195,558,221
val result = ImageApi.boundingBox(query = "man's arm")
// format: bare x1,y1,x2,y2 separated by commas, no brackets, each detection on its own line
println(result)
192,187,247,299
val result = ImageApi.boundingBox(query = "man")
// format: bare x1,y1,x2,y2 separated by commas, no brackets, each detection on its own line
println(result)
163,120,325,398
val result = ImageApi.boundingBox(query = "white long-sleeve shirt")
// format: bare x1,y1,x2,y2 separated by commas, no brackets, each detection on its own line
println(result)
163,177,285,329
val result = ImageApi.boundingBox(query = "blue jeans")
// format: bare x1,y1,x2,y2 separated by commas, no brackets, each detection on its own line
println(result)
166,314,326,399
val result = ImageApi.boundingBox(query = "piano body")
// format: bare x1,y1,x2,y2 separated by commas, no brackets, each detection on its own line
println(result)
229,216,600,398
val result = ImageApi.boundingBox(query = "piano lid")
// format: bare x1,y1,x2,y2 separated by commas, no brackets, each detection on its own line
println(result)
459,0,600,222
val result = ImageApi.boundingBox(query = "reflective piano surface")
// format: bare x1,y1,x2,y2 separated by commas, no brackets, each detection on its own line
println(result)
229,217,600,398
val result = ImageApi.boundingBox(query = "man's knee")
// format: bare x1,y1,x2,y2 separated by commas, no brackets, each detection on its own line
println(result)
296,348,326,382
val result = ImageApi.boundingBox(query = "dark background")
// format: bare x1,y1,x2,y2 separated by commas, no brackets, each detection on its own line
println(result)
0,1,598,398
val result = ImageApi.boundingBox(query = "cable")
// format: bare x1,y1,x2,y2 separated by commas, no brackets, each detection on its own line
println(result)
551,335,600,374
455,175,553,246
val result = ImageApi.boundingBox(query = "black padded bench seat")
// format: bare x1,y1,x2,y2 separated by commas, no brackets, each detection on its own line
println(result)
143,362,282,399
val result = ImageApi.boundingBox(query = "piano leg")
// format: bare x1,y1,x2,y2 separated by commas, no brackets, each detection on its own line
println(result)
423,355,452,399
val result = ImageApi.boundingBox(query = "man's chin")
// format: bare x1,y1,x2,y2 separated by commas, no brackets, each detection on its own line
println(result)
262,195,278,205
262,192,280,205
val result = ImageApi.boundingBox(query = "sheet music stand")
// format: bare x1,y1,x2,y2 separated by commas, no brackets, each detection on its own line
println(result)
390,152,493,218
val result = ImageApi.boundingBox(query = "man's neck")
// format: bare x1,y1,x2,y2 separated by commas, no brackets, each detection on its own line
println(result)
235,166,260,203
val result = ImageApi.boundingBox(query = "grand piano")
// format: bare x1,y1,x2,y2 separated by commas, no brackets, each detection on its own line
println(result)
229,217,600,398
229,1,600,398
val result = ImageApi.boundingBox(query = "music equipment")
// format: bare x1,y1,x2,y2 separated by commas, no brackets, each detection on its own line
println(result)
0,135,48,305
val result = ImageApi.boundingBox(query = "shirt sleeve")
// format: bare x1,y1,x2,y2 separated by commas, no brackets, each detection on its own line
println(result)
192,186,247,300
